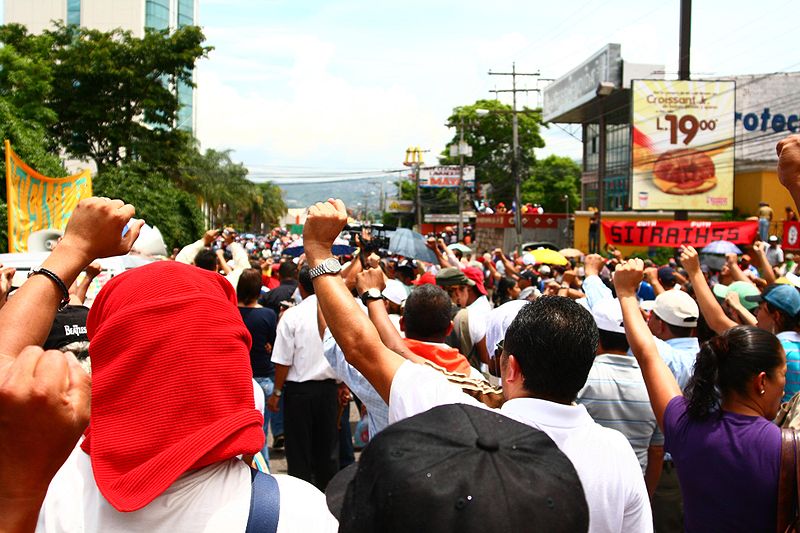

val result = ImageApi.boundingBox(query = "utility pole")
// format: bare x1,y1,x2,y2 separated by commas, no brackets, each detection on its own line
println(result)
675,0,692,222
488,63,551,254
403,147,427,231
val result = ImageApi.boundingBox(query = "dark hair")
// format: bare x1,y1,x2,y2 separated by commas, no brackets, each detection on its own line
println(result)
504,296,599,403
494,277,517,307
696,313,717,344
766,301,800,332
685,325,783,419
403,285,452,341
279,261,298,280
298,265,314,295
598,330,629,353
236,268,262,304
665,322,694,338
194,249,217,271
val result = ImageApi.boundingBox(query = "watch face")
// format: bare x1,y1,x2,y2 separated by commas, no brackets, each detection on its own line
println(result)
368,288,382,298
324,257,341,272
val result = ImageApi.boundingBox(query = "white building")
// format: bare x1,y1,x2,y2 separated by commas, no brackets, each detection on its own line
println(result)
4,0,198,133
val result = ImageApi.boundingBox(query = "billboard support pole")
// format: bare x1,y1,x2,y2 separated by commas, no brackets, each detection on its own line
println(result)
675,0,692,222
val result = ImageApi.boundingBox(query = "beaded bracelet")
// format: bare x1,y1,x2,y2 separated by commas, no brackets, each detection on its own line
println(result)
28,267,71,311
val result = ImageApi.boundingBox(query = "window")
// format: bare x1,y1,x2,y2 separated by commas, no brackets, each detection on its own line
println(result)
67,0,81,25
145,0,170,31
177,0,194,27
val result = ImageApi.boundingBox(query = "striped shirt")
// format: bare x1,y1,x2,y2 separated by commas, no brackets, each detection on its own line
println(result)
778,331,800,402
577,353,663,473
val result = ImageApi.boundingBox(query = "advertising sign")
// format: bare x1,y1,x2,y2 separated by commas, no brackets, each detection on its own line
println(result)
418,166,475,188
6,140,92,253
543,44,622,123
631,79,736,211
602,220,757,247
385,198,414,214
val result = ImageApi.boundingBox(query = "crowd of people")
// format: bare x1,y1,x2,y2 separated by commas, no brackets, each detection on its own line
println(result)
3,135,800,532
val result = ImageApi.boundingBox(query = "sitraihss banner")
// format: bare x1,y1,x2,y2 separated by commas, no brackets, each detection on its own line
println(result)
631,79,736,211
602,220,758,247
5,140,92,253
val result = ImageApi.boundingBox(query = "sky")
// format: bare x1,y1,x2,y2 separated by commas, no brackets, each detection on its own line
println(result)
190,0,799,186
4,0,799,189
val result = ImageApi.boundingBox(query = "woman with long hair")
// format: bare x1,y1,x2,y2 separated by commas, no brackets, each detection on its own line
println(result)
616,259,785,532
493,276,520,307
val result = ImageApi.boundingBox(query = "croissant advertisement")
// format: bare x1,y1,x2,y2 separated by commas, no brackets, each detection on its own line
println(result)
631,79,736,211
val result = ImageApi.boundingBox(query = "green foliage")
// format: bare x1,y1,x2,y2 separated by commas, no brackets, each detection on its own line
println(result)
442,99,545,204
521,155,581,213
0,23,212,173
93,163,204,250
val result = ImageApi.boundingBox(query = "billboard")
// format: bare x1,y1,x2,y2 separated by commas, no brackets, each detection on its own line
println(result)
731,72,800,163
6,141,92,253
631,79,736,211
542,43,622,123
418,166,475,188
385,198,414,213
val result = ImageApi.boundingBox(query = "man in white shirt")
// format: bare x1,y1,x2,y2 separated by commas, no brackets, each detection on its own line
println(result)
302,199,652,533
268,266,339,490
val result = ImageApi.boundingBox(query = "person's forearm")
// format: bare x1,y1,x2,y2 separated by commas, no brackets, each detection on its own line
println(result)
311,268,404,402
752,252,776,284
366,299,411,357
175,238,204,264
500,256,519,276
687,270,737,334
73,274,94,304
732,304,758,326
619,293,682,428
0,494,47,533
728,263,751,283
273,363,290,391
0,243,90,360
649,278,665,296
644,446,664,498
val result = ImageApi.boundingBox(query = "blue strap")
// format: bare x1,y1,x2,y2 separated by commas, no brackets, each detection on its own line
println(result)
246,468,281,533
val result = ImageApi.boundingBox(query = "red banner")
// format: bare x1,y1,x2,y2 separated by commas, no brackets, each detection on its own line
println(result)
602,220,758,247
784,221,800,251
476,213,566,229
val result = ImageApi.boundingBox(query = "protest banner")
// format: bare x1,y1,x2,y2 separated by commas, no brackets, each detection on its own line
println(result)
6,140,92,253
602,220,757,247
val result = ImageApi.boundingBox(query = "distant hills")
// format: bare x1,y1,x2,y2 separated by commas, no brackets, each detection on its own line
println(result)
277,176,403,212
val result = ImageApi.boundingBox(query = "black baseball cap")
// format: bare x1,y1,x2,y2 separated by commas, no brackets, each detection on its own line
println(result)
327,404,589,533
44,305,90,350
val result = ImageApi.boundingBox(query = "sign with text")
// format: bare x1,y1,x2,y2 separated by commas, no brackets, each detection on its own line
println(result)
418,166,475,188
6,140,92,253
602,220,757,247
631,79,735,211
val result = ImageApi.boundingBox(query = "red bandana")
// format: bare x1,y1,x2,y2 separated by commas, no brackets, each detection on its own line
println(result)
82,261,263,511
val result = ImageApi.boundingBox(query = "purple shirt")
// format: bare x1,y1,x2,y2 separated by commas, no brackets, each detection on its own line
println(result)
664,396,780,532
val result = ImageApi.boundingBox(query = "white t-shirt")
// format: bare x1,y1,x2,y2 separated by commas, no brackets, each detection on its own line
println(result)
388,361,652,533
271,295,337,382
466,295,492,345
37,446,338,533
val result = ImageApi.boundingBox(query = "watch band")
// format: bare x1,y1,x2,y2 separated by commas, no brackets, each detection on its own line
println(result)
309,257,342,279
360,289,383,306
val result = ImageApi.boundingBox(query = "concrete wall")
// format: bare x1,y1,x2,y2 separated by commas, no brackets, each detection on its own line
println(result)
82,0,146,36
5,0,65,33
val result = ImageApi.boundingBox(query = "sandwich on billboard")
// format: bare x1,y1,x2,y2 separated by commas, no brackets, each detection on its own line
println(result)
631,79,735,211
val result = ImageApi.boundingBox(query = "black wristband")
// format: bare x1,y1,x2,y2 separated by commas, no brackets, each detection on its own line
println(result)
29,267,71,311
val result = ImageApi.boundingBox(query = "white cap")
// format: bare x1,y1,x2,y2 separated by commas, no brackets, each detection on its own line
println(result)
653,290,698,328
382,279,408,306
591,298,626,334
522,254,536,266
539,265,551,275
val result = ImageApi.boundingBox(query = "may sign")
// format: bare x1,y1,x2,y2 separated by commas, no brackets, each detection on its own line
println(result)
418,166,475,189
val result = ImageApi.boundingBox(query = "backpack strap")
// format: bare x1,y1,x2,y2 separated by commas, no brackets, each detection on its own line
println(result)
246,467,281,533
778,428,798,533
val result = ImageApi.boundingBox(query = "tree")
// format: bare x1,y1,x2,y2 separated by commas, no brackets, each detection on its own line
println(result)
442,99,545,205
93,162,204,250
522,155,582,213
0,23,212,173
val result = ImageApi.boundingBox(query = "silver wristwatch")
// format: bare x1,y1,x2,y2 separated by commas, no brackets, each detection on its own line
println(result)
309,257,342,279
